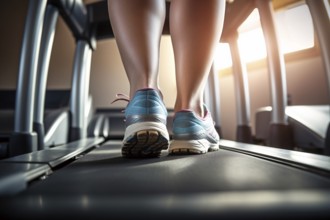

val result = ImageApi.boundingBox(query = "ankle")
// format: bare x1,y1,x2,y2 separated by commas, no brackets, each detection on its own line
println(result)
174,103,204,118
129,86,161,98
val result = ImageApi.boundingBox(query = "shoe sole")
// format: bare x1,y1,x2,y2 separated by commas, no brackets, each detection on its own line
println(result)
122,130,169,158
122,122,169,158
169,139,219,155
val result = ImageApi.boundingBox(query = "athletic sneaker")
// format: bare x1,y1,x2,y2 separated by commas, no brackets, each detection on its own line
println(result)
169,105,220,154
121,88,169,158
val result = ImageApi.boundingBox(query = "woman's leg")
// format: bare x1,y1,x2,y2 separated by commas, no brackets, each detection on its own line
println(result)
108,0,165,98
108,0,169,158
170,0,226,117
169,0,226,155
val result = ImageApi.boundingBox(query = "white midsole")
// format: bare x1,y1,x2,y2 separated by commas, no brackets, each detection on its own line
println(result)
123,122,170,142
169,139,219,152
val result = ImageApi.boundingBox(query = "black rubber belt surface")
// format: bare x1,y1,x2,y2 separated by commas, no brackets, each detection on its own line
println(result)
1,140,330,219
17,141,330,194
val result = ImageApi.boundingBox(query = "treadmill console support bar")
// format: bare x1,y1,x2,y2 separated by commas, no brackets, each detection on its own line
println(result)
306,0,330,100
13,0,46,133
49,0,96,50
9,0,47,156
228,32,253,143
34,5,59,151
69,40,92,141
256,0,293,148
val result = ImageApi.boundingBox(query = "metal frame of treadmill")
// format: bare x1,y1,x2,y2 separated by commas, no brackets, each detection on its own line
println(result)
0,0,105,195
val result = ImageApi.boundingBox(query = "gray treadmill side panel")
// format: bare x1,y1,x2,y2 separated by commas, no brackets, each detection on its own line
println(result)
3,138,103,168
255,105,329,151
219,139,330,173
286,105,329,137
0,163,50,196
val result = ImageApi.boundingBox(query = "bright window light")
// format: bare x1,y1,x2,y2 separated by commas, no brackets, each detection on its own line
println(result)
275,4,314,53
237,9,266,63
214,43,232,70
215,4,315,70
238,27,267,62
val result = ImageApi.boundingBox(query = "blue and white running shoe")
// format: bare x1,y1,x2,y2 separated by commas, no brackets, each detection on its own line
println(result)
169,105,220,154
122,89,169,158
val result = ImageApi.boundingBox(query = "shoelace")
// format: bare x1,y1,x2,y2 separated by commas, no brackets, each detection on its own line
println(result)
111,93,130,104
111,93,130,116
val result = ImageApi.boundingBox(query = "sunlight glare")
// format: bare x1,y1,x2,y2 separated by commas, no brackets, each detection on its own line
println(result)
214,4,315,70
214,43,232,70
238,28,267,63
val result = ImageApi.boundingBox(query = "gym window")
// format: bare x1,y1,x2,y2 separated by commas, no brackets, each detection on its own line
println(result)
216,2,315,71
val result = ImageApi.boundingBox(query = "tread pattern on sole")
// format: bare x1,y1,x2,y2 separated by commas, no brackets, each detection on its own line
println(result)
122,130,169,158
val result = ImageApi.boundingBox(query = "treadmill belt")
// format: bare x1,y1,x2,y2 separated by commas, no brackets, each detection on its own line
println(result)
1,140,330,219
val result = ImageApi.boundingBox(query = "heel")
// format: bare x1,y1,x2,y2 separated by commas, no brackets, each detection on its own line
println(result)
122,130,169,158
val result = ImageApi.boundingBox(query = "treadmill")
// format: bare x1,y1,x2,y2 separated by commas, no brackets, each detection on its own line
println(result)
1,139,330,219
0,0,109,158
0,0,107,197
0,0,330,219
254,0,330,155
255,105,330,154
